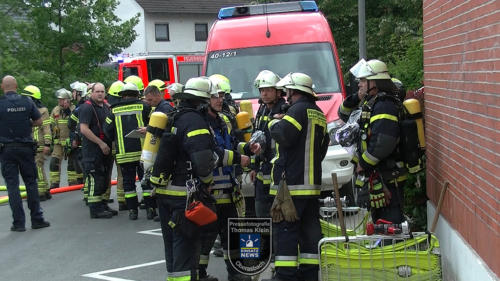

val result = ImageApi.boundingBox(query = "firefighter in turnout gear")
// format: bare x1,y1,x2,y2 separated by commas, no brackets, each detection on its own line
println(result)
149,77,226,281
105,80,126,211
20,85,52,201
68,82,87,185
104,82,151,220
250,70,287,218
124,75,144,95
50,88,76,188
68,82,92,202
197,77,252,281
339,59,407,224
79,83,116,219
265,73,329,281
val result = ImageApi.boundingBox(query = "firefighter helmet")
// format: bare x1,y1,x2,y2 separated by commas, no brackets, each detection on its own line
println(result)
254,70,280,89
166,82,183,100
124,75,144,91
350,59,391,80
119,82,140,96
208,74,231,94
208,75,228,97
276,72,317,98
173,77,212,101
22,85,41,100
391,78,406,101
71,82,88,97
148,79,166,91
167,83,184,95
108,80,124,97
55,88,72,100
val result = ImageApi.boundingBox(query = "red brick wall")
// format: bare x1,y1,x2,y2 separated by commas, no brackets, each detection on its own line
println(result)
423,0,500,276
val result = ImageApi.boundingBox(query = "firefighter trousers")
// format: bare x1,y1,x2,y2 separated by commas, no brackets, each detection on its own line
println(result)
83,154,113,214
370,180,406,224
274,197,321,281
50,144,79,187
35,149,49,196
120,162,141,210
199,202,240,279
254,178,273,218
157,195,200,280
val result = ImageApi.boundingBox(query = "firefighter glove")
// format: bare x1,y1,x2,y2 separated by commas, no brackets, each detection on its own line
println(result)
370,182,386,209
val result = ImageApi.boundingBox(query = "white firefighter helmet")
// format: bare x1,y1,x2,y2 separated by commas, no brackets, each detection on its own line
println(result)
350,59,391,80
71,82,88,97
173,77,212,101
208,74,231,94
276,72,317,98
118,82,140,96
254,70,281,89
55,88,72,100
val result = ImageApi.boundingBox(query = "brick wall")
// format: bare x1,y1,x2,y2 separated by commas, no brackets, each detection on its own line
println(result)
423,0,500,276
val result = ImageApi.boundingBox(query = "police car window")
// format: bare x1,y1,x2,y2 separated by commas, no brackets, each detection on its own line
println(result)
123,67,139,79
147,59,170,82
205,43,341,99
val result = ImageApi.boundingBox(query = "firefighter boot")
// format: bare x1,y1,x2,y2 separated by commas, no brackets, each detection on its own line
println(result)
199,275,218,281
129,209,139,220
90,203,113,219
144,196,157,220
102,200,118,216
146,208,157,220
118,202,128,211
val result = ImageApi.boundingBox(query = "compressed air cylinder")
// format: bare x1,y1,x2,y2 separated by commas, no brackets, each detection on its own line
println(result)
239,100,254,117
236,111,253,142
403,99,425,148
141,112,168,171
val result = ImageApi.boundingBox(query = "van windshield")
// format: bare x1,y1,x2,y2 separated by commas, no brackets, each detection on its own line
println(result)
205,43,341,100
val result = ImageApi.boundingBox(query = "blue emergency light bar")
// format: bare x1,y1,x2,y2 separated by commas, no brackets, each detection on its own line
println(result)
218,1,318,20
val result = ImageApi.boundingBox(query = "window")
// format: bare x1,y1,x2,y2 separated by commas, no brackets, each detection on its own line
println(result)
206,43,341,99
195,23,208,41
155,23,169,41
147,59,170,82
123,67,139,79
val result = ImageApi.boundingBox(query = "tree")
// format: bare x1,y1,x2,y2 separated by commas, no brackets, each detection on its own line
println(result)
0,0,139,108
318,0,423,90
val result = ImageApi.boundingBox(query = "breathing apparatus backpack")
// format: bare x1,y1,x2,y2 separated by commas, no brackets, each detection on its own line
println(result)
362,93,425,175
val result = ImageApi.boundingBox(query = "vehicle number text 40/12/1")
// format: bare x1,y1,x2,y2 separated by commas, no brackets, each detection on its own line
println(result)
210,51,237,59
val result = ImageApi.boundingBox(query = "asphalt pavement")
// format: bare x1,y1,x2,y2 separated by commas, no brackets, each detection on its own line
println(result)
0,160,273,281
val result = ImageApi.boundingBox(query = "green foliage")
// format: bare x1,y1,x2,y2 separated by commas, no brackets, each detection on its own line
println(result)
0,0,137,109
318,0,423,91
403,171,427,231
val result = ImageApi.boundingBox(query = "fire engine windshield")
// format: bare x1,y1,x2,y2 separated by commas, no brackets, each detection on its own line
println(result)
205,43,341,100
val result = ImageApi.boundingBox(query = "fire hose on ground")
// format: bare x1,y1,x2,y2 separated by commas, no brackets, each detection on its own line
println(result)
0,177,138,205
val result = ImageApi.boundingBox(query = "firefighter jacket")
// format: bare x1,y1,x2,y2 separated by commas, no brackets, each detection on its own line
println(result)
68,99,86,146
33,104,52,151
268,96,329,196
205,110,242,204
243,98,287,185
103,98,151,164
150,101,239,198
357,93,407,180
339,91,407,180
50,104,75,147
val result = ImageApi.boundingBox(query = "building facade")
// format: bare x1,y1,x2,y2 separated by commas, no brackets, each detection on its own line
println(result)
423,1,499,280
116,0,248,57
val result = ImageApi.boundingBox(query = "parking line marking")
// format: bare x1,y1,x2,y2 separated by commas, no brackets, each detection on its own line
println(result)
137,228,162,236
82,260,165,281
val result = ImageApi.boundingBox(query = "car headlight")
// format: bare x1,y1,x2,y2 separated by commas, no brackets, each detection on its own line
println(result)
327,119,345,146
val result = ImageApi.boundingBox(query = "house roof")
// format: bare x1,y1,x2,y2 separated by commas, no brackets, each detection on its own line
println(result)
136,0,251,14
